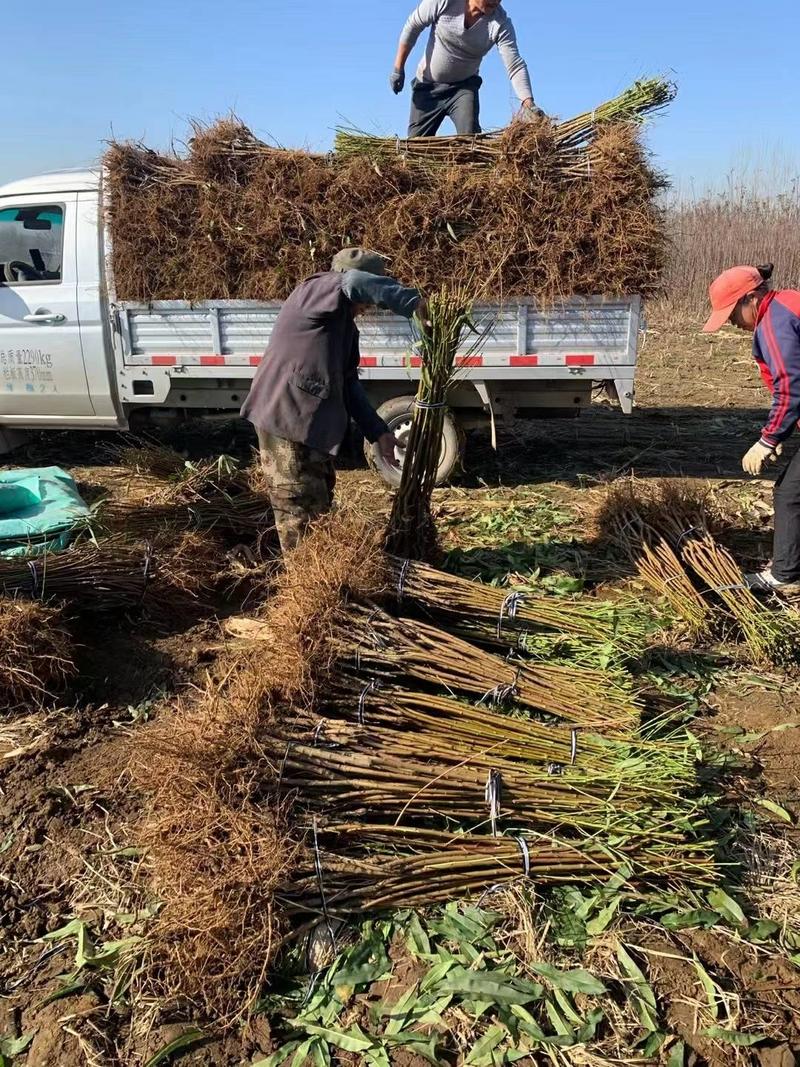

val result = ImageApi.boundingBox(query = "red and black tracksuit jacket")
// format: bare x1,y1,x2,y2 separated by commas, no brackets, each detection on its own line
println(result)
753,290,800,448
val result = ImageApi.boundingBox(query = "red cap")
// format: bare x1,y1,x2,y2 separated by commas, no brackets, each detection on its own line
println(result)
703,266,764,332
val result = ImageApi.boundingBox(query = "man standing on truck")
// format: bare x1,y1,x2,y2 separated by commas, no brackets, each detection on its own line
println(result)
241,248,423,553
389,0,544,137
703,263,800,594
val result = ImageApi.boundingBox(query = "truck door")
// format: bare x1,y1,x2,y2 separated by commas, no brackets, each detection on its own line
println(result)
0,194,93,417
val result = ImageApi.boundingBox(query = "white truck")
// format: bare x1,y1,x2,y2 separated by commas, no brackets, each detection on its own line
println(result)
0,167,641,482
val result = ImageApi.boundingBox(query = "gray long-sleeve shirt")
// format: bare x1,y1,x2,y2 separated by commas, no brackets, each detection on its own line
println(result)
400,0,533,103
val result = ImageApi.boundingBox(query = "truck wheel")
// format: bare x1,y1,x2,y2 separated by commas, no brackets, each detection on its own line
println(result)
365,395,464,488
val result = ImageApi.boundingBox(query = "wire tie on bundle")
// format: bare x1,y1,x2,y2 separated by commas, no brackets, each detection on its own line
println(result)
676,526,700,549
366,607,389,650
312,720,326,746
312,815,338,955
396,558,410,605
515,836,531,878
570,727,580,766
414,400,447,410
547,762,565,777
484,770,502,837
358,679,380,726
479,681,517,708
277,740,293,792
26,560,39,597
708,583,749,595
497,590,526,639
140,544,153,605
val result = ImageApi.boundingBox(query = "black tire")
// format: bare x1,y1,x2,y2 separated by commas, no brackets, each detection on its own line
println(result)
365,395,464,488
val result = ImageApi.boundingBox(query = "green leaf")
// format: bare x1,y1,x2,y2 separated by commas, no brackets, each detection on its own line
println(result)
660,909,721,931
745,919,781,943
440,968,544,1005
0,1036,32,1058
144,1029,205,1067
667,1039,686,1067
552,988,583,1026
291,1038,317,1067
585,898,621,936
465,1025,506,1065
331,935,391,996
704,1027,765,1047
38,980,87,1008
41,918,86,943
382,985,420,1035
419,957,457,993
530,963,607,996
365,1048,390,1067
301,1024,375,1054
641,1031,667,1056
252,1042,302,1067
754,797,794,825
692,956,719,1020
544,998,574,1040
382,1032,441,1064
405,912,431,958
707,888,747,928
617,945,658,1032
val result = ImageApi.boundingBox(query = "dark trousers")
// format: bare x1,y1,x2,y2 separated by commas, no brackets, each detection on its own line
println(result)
408,75,482,138
772,447,800,581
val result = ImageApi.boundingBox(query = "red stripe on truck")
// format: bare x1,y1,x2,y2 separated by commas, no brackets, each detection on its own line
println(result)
360,356,378,367
456,355,483,367
511,355,539,367
151,355,177,366
249,355,262,366
200,355,226,366
565,354,595,366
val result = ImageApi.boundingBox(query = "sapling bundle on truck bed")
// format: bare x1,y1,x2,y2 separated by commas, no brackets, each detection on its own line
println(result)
104,79,673,302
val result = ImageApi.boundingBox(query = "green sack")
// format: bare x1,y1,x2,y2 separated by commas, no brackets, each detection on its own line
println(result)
0,467,91,558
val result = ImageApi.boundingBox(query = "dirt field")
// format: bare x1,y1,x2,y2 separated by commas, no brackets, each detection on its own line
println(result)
1,313,799,1066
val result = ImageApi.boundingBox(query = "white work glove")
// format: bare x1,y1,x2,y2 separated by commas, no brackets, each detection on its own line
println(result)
389,70,405,95
377,431,401,468
742,440,782,476
518,100,547,122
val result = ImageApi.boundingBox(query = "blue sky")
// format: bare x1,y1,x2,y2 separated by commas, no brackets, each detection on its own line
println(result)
2,0,798,193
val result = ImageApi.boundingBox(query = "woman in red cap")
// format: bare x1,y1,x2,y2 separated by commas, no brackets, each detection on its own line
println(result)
704,263,800,592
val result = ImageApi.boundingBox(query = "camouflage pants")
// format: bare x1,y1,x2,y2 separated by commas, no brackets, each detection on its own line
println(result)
257,430,336,553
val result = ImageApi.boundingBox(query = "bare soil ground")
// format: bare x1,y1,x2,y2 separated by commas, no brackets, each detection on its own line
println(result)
1,313,798,1065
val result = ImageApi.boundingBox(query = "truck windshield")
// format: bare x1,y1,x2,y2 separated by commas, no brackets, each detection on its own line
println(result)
0,205,64,284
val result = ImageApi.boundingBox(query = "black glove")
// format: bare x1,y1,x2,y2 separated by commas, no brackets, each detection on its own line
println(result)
390,69,405,95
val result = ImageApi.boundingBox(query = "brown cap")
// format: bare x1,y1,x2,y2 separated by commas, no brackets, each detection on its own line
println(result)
331,247,388,276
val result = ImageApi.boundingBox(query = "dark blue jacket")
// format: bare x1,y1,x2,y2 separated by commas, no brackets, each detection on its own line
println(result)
241,270,419,455
753,290,800,447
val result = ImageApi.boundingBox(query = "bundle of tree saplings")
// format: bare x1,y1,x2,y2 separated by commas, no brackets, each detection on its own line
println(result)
267,702,704,835
386,287,480,558
593,478,799,662
334,78,676,171
386,554,655,661
331,604,640,733
105,76,672,306
133,511,715,1016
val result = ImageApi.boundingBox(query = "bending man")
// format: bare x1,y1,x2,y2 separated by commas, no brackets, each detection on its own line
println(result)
703,263,800,593
390,0,543,138
241,248,423,552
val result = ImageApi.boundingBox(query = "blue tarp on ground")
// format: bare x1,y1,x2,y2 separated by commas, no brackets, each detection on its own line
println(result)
0,467,91,557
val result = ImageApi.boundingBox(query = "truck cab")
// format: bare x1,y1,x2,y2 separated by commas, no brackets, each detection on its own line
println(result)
0,169,121,433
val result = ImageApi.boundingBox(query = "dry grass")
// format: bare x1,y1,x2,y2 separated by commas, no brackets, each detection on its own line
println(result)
132,510,385,1014
662,166,800,310
106,118,667,303
0,598,75,712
